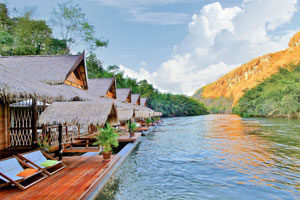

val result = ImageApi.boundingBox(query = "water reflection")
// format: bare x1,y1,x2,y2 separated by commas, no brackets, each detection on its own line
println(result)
99,115,300,200
205,115,275,186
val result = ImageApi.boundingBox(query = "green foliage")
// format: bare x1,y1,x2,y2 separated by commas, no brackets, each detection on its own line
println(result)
126,121,138,132
0,3,68,56
86,55,208,117
233,66,300,118
37,135,50,151
145,118,152,126
153,117,160,121
193,88,233,114
93,123,119,152
51,0,107,51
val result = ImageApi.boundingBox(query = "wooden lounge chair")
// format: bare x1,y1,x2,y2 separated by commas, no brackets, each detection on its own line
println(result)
18,150,66,176
0,156,47,190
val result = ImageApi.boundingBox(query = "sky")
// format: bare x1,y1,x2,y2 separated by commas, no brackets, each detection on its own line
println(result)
3,0,300,95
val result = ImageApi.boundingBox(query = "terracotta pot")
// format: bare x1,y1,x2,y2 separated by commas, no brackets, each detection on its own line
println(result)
102,151,112,161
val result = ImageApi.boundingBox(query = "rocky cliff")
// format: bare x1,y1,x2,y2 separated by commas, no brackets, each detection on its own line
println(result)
193,31,300,109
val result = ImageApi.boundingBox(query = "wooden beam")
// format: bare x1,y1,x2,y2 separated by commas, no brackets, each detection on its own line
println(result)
58,124,63,160
31,98,37,147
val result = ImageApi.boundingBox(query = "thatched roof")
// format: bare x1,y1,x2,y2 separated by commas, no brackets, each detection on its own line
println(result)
140,98,147,107
117,109,134,122
131,94,140,105
116,88,131,102
132,105,151,118
154,112,162,117
114,100,135,121
53,84,98,101
0,64,61,103
135,110,150,118
0,54,84,85
38,99,117,126
88,78,115,98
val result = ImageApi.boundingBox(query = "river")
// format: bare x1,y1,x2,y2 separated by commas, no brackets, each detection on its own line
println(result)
98,114,300,200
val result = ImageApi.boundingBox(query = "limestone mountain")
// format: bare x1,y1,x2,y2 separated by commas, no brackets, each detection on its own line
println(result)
193,31,300,113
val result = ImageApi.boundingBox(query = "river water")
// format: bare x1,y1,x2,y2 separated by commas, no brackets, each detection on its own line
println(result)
98,114,300,200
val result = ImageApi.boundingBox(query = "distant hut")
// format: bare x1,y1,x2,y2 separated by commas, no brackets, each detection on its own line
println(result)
116,88,131,103
140,98,147,107
140,97,156,117
115,88,135,124
131,94,140,105
88,77,117,99
130,94,150,120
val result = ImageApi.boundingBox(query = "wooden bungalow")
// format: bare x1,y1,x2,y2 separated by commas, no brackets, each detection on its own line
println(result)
140,98,147,107
88,77,117,99
131,94,140,105
129,94,150,120
0,65,61,156
38,99,118,156
0,52,97,155
116,88,131,103
115,89,134,124
0,52,88,90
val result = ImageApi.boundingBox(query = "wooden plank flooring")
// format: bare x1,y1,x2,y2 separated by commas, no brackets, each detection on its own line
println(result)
118,132,142,142
0,155,120,200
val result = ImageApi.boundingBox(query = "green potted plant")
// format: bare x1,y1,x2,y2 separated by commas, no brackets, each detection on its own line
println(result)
93,123,119,161
37,135,50,152
145,118,152,127
126,121,137,136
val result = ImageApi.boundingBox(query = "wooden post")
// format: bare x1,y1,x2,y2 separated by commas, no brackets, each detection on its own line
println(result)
78,124,81,137
58,124,63,161
129,119,132,138
31,98,37,147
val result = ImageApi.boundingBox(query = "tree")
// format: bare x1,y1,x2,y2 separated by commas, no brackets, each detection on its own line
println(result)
51,0,107,51
0,3,12,29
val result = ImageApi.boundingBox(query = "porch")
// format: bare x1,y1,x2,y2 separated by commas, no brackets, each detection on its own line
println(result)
0,155,120,200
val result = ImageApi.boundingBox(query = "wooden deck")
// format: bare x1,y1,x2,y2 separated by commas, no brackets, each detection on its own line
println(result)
0,155,120,200
118,132,142,142
136,127,150,132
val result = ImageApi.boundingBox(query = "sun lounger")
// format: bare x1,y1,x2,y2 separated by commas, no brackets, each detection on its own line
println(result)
0,156,47,190
18,150,66,176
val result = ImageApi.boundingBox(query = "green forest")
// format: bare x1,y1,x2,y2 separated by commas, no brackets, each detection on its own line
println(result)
233,65,300,119
0,2,208,117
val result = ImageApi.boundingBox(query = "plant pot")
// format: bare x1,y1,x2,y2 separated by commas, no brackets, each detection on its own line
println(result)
41,148,49,153
102,151,112,161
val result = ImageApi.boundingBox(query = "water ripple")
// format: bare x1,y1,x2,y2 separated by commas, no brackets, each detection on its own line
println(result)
98,115,300,200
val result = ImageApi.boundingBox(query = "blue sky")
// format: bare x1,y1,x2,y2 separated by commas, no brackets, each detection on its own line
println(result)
4,0,300,95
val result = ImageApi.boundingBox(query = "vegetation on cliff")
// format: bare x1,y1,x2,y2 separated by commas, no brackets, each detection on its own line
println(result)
193,31,300,114
233,65,300,118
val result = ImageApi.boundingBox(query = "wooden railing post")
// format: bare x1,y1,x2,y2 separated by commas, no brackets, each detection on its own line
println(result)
129,119,132,138
31,97,37,147
58,124,63,161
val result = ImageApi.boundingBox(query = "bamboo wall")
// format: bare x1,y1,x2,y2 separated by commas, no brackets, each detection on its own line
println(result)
0,103,8,150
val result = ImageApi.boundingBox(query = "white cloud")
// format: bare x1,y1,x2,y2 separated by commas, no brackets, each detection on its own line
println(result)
119,0,299,95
